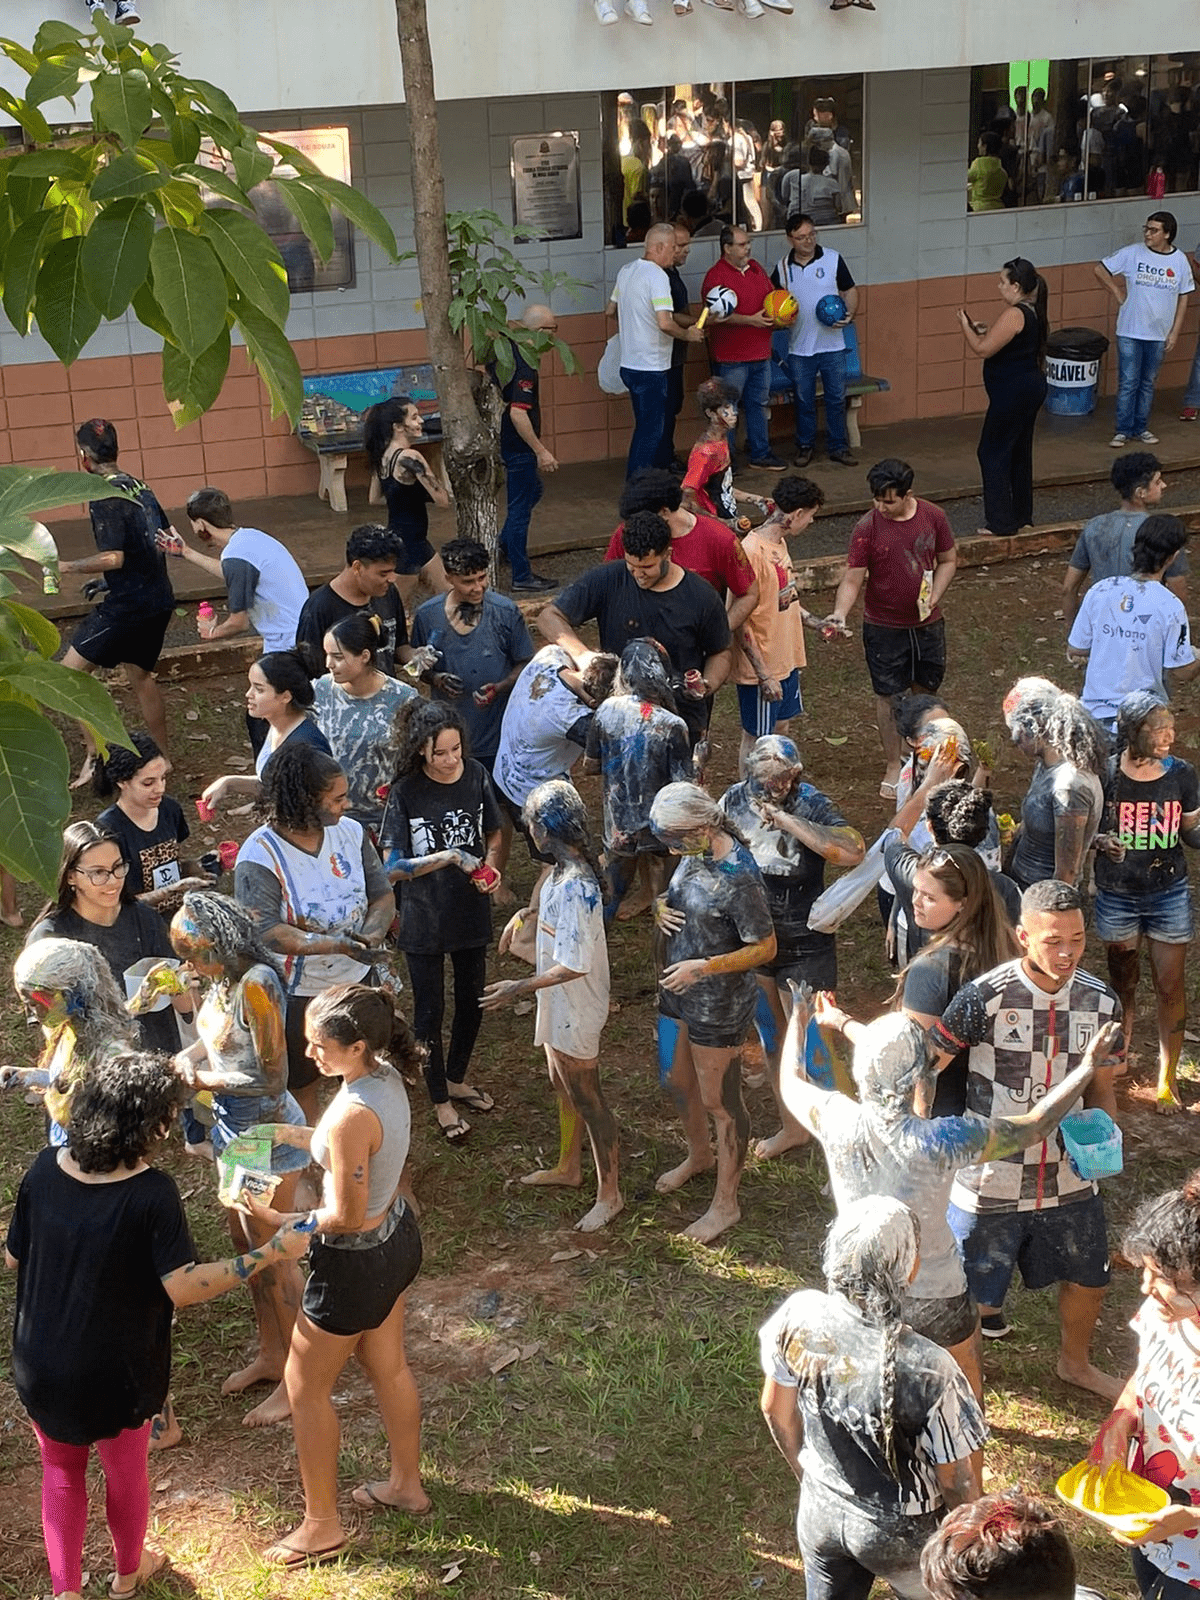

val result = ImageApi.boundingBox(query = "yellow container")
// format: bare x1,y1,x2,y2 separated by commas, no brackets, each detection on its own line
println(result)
1055,1459,1170,1539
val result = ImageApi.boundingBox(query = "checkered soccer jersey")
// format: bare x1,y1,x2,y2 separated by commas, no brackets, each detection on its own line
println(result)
931,959,1122,1216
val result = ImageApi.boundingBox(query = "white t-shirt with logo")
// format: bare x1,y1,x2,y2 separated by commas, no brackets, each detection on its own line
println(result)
1102,243,1195,342
1068,574,1195,724
610,257,674,373
1127,1298,1200,1590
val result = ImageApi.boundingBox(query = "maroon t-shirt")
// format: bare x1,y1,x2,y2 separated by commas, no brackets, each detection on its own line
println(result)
846,499,955,628
605,514,755,599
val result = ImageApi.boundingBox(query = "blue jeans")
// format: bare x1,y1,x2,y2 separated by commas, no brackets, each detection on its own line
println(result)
499,450,542,584
1184,335,1200,408
1115,335,1165,437
788,349,848,454
712,358,771,460
620,366,669,479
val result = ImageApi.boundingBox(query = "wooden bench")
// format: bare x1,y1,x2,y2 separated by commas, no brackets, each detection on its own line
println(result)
765,327,889,450
296,363,445,513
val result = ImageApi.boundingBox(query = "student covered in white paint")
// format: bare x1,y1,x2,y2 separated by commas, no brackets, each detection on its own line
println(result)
482,781,622,1232
758,1196,987,1600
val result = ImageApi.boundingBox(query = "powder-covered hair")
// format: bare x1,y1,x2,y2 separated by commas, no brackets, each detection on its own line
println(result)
614,637,678,715
305,983,424,1079
822,1196,919,1479
1003,676,1107,775
650,781,751,850
1115,689,1170,761
1123,1169,1200,1284
67,1050,184,1174
744,734,804,791
850,1013,933,1118
14,937,134,1049
924,780,992,848
170,890,283,980
522,779,605,889
92,730,162,799
921,1490,1077,1600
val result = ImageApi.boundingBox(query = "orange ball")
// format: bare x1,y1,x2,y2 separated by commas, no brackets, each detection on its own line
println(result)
763,289,799,327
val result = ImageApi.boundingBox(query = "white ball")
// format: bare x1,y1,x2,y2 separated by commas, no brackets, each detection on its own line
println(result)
704,285,738,317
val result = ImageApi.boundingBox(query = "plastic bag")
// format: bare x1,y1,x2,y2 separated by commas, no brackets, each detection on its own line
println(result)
806,833,889,934
598,334,627,395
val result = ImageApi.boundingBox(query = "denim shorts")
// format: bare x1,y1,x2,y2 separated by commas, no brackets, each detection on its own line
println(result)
948,1191,1110,1306
736,669,802,737
1094,877,1193,946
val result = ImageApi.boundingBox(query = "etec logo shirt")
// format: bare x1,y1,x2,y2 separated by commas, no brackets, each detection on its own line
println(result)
1102,242,1195,342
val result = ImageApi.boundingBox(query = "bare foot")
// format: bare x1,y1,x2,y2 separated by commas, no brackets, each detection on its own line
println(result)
222,1354,281,1395
1156,1085,1184,1115
1,909,23,929
655,1154,715,1194
243,1381,290,1427
352,1480,432,1515
753,1127,811,1160
148,1399,180,1452
575,1193,625,1232
680,1202,741,1245
1056,1358,1124,1402
109,1547,166,1596
520,1165,582,1188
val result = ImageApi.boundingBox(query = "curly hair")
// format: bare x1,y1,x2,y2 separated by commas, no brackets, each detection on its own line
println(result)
1115,689,1170,760
522,780,605,890
924,780,992,849
696,376,737,417
392,697,470,782
1003,677,1107,774
67,1050,184,1173
441,538,489,576
921,1490,1077,1600
306,983,425,1079
260,744,345,833
92,730,163,799
362,398,419,478
619,469,683,520
1123,1169,1200,1284
170,890,283,980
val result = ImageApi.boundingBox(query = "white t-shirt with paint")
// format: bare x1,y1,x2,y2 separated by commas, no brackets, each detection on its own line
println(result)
221,526,310,652
610,257,674,373
493,646,591,809
1127,1298,1200,1590
1102,243,1195,342
1069,574,1194,724
533,866,609,1060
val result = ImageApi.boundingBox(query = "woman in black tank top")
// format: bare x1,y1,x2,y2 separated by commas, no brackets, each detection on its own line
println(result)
957,256,1049,539
362,399,451,605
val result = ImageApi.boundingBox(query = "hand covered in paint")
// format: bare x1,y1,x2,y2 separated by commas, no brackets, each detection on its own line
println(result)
816,614,850,638
1112,1503,1200,1547
777,583,797,611
1081,1019,1124,1076
270,1214,320,1260
653,894,686,936
0,1065,24,1090
445,849,482,874
498,909,534,956
479,978,526,1011
172,1051,199,1089
813,990,850,1034
919,740,960,791
757,676,783,703
431,671,465,697
1093,832,1127,864
1087,1406,1136,1471
1066,648,1088,670
659,958,707,992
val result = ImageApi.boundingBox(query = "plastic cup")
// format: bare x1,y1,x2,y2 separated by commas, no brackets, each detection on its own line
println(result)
218,840,238,871
195,797,215,822
470,863,500,892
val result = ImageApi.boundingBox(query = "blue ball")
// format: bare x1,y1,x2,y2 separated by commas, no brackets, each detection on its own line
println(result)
815,293,847,327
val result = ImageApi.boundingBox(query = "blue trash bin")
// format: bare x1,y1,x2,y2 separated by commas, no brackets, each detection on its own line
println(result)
1044,327,1110,417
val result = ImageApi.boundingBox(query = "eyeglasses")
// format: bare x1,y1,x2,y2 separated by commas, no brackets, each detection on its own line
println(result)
73,859,130,885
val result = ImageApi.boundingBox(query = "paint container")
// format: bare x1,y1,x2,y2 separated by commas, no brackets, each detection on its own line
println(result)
470,863,500,892
1055,1459,1168,1539
1060,1109,1123,1180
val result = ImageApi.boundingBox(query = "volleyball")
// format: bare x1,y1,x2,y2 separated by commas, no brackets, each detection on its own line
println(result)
704,285,738,317
763,289,799,326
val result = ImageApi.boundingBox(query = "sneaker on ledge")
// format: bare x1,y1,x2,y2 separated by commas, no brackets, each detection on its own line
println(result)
1108,433,1127,448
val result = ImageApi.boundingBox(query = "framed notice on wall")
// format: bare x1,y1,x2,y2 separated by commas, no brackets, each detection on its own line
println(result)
511,131,582,242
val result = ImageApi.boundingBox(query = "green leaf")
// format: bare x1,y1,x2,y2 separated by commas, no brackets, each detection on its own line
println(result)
24,57,85,109
7,657,131,748
0,36,40,73
180,161,252,211
231,142,274,194
274,177,334,262
0,466,132,530
149,226,228,356
0,599,60,660
91,64,153,148
0,87,53,146
258,134,321,177
299,172,398,260
130,280,175,343
5,149,88,181
185,77,242,127
90,149,166,203
170,115,202,166
198,208,288,323
161,326,231,425
2,209,60,333
0,700,71,891
34,237,101,364
234,298,302,422
80,196,153,318
32,20,86,51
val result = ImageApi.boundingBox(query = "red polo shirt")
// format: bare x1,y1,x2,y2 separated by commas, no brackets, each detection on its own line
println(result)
701,257,773,364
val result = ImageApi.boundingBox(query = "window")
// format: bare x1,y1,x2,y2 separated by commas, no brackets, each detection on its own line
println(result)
968,56,1200,211
601,76,864,247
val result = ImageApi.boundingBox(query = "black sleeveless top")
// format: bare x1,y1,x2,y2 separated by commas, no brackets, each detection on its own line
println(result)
381,451,432,545
982,300,1041,383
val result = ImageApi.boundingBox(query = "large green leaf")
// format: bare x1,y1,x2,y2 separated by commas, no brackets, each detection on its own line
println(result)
180,161,252,211
162,326,231,425
275,177,334,262
5,148,88,181
0,700,71,891
149,226,228,357
34,236,102,364
90,149,166,203
170,115,202,166
91,65,152,147
298,172,399,261
235,298,302,422
32,20,86,52
0,87,53,145
1,599,60,660
0,467,131,530
198,208,288,323
130,279,174,343
231,142,273,194
0,36,40,74
6,657,131,748
80,196,153,318
2,209,60,332
24,56,85,109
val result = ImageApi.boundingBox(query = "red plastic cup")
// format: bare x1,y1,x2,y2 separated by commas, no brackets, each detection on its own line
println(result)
470,863,500,892
217,840,238,871
195,797,215,822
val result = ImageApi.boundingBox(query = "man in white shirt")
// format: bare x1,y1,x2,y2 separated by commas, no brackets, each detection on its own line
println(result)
607,222,703,479
1096,212,1195,448
1068,514,1200,732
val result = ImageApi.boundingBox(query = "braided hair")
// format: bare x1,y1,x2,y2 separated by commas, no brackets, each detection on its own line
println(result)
14,937,134,1051
170,890,283,980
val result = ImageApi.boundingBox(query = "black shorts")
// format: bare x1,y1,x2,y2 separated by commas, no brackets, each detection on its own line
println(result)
494,784,555,865
70,605,172,672
392,533,436,575
303,1197,422,1336
761,935,837,993
902,1289,977,1349
659,985,755,1050
861,618,946,699
285,996,318,1091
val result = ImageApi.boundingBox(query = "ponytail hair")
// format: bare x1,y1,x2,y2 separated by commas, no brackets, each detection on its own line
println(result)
305,982,426,1078
326,611,382,661
1004,256,1048,363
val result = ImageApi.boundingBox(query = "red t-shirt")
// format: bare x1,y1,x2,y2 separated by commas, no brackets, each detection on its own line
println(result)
846,499,955,628
700,257,773,364
682,437,735,519
605,513,755,599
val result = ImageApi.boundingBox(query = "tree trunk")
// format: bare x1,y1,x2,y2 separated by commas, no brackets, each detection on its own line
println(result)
394,0,501,558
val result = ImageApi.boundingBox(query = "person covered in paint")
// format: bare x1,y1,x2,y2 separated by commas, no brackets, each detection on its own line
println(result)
164,891,309,1428
482,781,622,1233
680,377,772,523
583,639,693,922
650,782,776,1244
786,999,1118,1397
1087,1172,1200,1600
1003,677,1107,891
922,1490,1103,1600
929,878,1124,1391
718,735,864,1160
1094,692,1200,1117
758,1196,987,1600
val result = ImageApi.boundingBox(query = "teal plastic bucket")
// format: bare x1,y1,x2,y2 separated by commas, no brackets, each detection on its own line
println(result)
1060,1109,1123,1180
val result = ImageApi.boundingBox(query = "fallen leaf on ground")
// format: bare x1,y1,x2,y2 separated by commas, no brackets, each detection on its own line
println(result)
489,1348,520,1375
824,735,848,745
550,1248,582,1263
185,710,199,721
519,1342,543,1361
531,1446,550,1455
442,1562,463,1584
229,803,255,815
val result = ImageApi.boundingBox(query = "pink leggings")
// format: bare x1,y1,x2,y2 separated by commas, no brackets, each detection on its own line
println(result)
33,1420,151,1595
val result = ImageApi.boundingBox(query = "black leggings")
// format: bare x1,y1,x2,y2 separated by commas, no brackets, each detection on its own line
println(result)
976,368,1047,537
405,947,488,1105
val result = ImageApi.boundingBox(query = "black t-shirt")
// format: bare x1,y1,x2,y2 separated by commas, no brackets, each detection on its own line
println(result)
379,760,502,954
294,583,409,678
494,340,541,456
884,835,1020,967
720,779,847,944
1096,755,1200,896
88,474,174,615
556,563,731,743
662,844,774,1030
96,798,190,897
901,944,969,1117
26,903,180,1055
7,1148,195,1444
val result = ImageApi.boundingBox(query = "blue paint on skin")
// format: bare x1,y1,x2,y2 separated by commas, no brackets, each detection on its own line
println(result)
906,1115,990,1168
657,1015,682,1085
806,1015,837,1090
755,987,780,1057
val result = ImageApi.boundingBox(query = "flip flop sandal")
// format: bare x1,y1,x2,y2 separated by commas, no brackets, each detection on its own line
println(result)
352,1482,433,1514
449,1086,495,1113
440,1115,470,1144
879,781,899,801
263,1536,349,1569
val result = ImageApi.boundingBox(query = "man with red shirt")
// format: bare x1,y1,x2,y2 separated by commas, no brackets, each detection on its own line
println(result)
604,468,759,638
823,458,958,798
701,225,785,470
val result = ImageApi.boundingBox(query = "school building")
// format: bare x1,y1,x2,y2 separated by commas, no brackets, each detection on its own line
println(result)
2,0,1198,510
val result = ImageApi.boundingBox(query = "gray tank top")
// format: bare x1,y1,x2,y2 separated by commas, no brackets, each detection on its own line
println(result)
311,1064,411,1217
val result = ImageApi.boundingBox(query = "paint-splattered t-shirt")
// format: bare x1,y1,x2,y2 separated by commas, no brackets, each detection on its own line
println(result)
586,695,692,853
934,959,1121,1214
493,646,593,809
1096,755,1200,897
312,673,417,829
533,865,609,1060
1008,757,1103,891
719,779,847,945
1126,1297,1200,1590
660,844,773,1030
759,1289,987,1514
845,500,954,629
